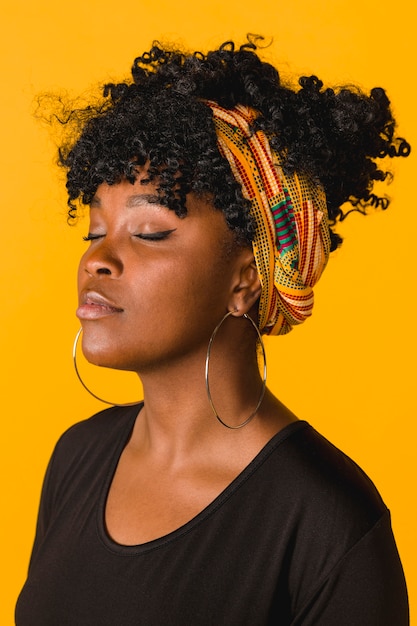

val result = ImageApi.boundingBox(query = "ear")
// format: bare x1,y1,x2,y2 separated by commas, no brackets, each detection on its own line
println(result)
228,248,262,314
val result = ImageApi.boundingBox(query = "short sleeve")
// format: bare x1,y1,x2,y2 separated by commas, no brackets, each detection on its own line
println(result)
291,511,409,625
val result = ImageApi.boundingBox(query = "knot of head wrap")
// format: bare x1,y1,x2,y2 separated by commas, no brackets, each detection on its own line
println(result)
205,101,331,336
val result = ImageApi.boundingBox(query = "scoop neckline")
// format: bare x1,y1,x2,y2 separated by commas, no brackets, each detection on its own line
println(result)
96,408,308,556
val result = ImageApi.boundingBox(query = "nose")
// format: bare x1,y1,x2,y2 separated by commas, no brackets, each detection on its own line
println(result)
82,240,124,278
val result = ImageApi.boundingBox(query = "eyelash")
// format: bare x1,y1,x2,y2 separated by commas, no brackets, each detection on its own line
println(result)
82,234,103,242
135,229,176,241
83,229,176,242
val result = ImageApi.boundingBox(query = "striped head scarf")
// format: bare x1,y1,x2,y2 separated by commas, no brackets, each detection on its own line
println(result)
205,101,332,336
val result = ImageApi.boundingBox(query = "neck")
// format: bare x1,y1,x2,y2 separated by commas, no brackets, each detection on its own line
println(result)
129,339,274,458
126,318,296,463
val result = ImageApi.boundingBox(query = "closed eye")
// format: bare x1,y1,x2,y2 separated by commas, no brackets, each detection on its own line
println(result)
134,229,177,241
83,233,104,242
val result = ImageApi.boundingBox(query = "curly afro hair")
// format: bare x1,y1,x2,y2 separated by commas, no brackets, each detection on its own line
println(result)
58,36,410,251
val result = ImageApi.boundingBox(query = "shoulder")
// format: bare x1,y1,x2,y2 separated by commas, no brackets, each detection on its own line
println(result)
252,423,404,617
47,404,141,479
54,403,141,451
256,421,387,544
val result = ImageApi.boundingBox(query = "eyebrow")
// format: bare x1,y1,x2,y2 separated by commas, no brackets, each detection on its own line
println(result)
90,193,165,209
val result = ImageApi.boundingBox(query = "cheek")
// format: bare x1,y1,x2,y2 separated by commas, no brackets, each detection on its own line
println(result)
157,261,213,307
166,261,231,331
134,262,216,336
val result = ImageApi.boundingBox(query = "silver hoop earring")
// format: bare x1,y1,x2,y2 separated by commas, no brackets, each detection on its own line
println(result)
205,311,267,430
73,327,141,407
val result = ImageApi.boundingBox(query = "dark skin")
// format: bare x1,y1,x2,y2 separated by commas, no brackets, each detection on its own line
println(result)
77,174,297,545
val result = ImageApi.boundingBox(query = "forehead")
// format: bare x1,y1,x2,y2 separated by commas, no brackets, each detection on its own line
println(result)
90,169,158,205
90,179,233,239
90,190,163,211
90,174,172,217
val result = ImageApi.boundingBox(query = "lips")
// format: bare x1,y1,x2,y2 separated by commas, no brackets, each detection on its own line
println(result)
76,291,124,321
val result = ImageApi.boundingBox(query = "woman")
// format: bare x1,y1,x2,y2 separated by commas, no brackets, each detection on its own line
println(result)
16,38,410,624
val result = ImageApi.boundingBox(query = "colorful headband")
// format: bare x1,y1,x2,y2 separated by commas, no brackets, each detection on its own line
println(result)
205,101,331,335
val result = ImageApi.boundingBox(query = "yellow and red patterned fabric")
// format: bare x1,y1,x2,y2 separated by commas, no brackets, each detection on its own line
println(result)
206,101,331,335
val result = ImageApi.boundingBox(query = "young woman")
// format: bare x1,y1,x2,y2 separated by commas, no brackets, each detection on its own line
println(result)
16,38,410,624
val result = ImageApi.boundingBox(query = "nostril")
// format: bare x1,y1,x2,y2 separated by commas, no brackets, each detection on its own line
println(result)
97,267,112,275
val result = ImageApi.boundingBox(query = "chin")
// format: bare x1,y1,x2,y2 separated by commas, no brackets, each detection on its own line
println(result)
81,333,120,369
81,342,142,372
83,349,115,369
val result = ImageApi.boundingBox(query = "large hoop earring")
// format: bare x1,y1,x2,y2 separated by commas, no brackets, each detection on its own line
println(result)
205,311,267,430
73,327,141,407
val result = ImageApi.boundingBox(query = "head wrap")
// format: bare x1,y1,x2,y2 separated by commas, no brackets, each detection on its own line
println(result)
205,101,331,335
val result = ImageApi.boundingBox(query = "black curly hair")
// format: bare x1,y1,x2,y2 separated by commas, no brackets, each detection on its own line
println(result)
58,36,410,251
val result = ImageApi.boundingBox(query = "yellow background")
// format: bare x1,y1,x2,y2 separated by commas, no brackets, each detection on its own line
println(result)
1,1,415,623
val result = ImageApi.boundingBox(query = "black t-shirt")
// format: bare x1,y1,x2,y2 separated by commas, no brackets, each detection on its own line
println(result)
16,405,409,625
